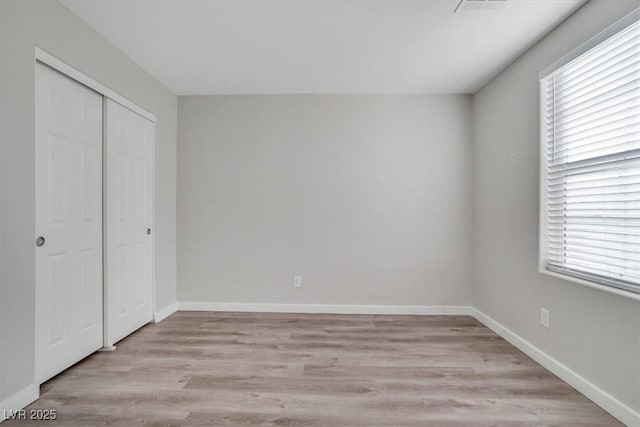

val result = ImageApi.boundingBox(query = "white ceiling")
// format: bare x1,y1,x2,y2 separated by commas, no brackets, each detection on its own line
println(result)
60,0,586,95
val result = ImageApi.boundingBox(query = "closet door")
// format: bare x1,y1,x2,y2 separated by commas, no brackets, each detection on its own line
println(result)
35,63,103,383
105,99,154,346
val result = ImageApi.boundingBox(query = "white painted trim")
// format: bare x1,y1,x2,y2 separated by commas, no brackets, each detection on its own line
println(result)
537,17,640,303
540,269,640,302
101,97,110,349
34,46,157,123
471,308,640,427
177,302,472,315
0,384,39,424
154,302,178,323
150,122,158,326
538,77,547,276
539,7,640,79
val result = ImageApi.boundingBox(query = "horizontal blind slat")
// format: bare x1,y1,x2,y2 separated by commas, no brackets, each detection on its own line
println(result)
547,155,640,174
553,62,640,112
548,230,640,242
553,23,640,85
546,264,640,293
545,92,640,132
546,253,640,275
548,187,640,199
547,240,640,257
552,49,640,101
545,79,640,122
549,128,640,161
551,107,640,142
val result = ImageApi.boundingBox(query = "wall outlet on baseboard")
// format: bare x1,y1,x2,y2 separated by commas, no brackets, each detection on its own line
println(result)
293,275,302,288
540,307,550,328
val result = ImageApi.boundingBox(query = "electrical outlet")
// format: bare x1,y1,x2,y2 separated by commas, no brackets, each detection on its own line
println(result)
293,275,302,288
540,308,550,328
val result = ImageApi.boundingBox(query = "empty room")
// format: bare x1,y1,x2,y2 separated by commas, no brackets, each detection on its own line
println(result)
1,0,640,425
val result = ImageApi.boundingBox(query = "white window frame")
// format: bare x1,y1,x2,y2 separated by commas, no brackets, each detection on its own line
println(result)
538,8,640,302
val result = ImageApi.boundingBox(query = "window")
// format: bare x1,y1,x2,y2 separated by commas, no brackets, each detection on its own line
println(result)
540,15,640,295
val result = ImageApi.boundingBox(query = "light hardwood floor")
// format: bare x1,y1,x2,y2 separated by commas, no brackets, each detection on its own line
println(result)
7,312,622,426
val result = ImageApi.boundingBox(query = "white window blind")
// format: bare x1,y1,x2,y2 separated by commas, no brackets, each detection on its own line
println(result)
541,18,640,295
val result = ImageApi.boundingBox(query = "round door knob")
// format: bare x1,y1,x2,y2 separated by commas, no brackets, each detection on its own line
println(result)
146,228,151,235
36,236,46,247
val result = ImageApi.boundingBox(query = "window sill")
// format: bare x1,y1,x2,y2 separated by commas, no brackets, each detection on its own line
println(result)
540,268,640,302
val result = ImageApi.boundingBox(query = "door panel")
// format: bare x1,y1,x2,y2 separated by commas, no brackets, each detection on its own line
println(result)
105,99,154,346
35,63,103,384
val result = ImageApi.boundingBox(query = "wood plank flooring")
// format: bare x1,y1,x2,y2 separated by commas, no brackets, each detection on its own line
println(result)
6,312,622,426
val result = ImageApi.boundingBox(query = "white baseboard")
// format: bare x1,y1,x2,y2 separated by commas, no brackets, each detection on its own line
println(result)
154,302,178,323
0,384,39,424
177,301,473,316
471,308,640,427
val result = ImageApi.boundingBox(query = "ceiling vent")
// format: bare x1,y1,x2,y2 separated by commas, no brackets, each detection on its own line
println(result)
454,0,507,13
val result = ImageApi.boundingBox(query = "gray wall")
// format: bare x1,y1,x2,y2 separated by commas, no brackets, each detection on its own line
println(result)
178,95,473,306
473,0,640,413
0,0,177,402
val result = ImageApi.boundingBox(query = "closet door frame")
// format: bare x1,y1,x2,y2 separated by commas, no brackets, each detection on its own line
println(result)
35,47,159,354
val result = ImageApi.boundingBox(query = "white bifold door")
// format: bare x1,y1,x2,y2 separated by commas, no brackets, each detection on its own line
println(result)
35,63,104,383
104,99,154,347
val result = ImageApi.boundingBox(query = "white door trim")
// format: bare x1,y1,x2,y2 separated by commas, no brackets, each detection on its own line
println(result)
34,48,157,353
35,46,157,123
